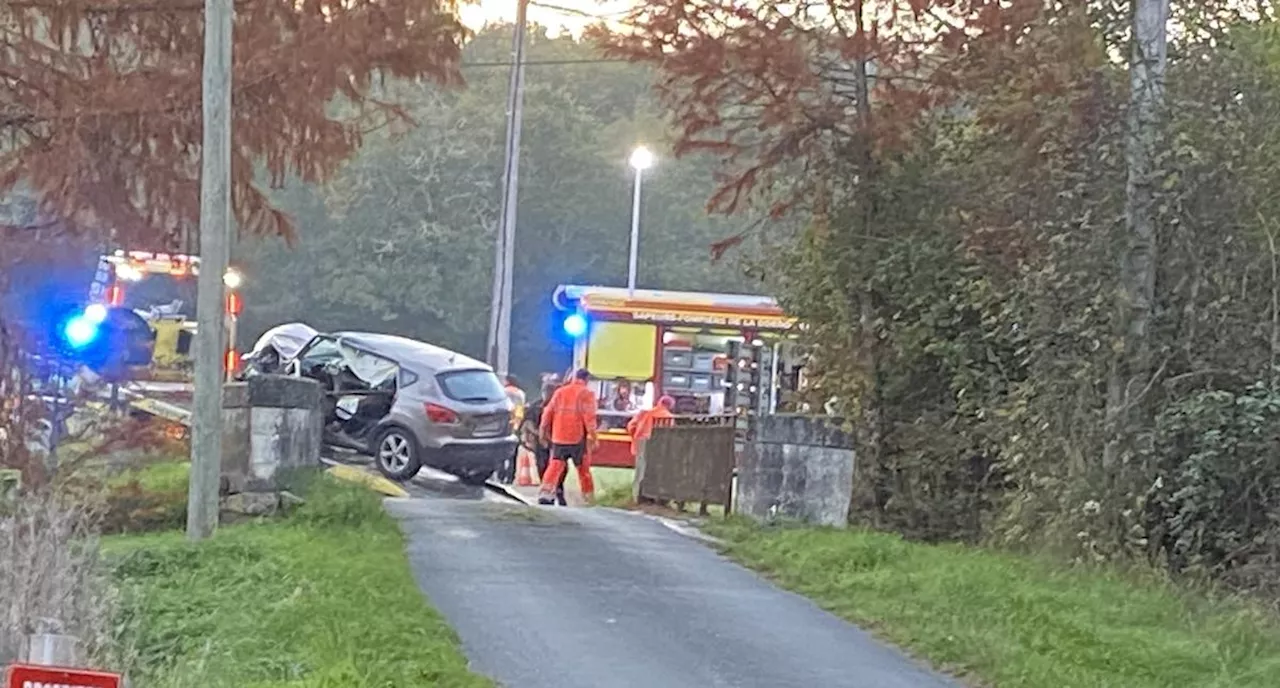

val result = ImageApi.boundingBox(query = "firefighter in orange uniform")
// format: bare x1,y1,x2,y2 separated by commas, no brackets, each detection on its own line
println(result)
626,395,675,459
538,368,598,505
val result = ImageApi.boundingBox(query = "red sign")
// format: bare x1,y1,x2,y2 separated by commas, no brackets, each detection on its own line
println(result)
6,664,121,688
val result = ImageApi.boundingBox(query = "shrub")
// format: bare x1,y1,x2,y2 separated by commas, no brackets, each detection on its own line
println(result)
99,459,190,535
1143,383,1280,595
101,480,187,535
0,490,129,668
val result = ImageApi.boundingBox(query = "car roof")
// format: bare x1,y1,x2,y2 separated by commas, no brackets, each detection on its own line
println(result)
331,331,491,373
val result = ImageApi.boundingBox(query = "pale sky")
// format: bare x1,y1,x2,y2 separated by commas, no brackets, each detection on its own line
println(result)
459,0,635,37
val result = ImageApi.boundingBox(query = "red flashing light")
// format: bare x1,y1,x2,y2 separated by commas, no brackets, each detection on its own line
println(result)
226,291,243,316
424,402,459,425
106,284,125,306
225,349,240,372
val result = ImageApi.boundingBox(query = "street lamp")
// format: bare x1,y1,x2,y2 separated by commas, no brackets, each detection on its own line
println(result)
222,267,243,290
628,145,655,296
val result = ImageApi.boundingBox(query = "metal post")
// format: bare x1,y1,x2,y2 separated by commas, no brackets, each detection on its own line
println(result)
486,0,528,374
26,633,81,666
627,168,643,295
225,312,238,383
47,377,61,472
769,340,781,413
188,0,234,541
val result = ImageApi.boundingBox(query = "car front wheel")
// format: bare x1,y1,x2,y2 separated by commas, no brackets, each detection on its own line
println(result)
374,428,422,482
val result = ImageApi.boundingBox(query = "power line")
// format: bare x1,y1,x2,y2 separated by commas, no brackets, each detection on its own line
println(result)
462,58,630,68
527,1,632,19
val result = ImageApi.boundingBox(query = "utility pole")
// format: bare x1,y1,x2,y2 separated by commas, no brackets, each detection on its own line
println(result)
486,0,527,375
187,0,234,541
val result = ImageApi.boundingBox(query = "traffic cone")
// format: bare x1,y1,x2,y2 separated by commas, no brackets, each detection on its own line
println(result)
515,448,540,486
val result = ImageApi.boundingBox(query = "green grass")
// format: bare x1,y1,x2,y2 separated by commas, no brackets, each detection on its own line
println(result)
108,459,191,492
106,478,492,688
705,519,1280,688
584,467,727,515
564,466,633,496
584,467,634,507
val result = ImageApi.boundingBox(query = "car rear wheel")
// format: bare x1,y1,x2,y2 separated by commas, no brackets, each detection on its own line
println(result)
375,428,422,482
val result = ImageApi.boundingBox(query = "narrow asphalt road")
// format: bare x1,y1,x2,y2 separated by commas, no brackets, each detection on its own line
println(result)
387,497,957,688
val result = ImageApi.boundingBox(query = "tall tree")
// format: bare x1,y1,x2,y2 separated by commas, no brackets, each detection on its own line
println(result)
1103,0,1171,468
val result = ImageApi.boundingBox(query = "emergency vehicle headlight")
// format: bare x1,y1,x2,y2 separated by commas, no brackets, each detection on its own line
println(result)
563,313,587,338
84,303,108,325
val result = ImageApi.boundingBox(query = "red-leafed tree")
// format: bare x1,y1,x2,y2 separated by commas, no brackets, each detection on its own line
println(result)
0,0,466,486
0,0,467,248
594,1,1062,529
594,0,1047,217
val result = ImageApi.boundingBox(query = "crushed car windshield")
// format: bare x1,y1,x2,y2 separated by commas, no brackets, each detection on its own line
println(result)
437,369,505,403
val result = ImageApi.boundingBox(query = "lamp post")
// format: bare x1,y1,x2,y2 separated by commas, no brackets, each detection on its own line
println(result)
627,145,654,296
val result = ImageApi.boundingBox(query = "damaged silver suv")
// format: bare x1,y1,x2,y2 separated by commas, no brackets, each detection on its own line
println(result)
255,328,516,484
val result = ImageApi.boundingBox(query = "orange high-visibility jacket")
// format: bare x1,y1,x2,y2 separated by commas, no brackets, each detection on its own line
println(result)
540,379,599,446
626,406,674,456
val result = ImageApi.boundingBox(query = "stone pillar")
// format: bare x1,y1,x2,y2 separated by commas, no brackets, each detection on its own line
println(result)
245,375,323,490
219,375,322,498
220,381,251,495
737,415,855,527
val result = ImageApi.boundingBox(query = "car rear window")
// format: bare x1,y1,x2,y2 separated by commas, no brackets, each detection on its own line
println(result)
437,369,506,403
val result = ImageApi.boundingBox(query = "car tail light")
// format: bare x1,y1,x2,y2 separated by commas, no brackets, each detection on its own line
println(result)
424,402,459,425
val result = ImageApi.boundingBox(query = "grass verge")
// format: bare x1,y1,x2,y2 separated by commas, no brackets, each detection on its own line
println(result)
105,477,492,688
705,519,1280,688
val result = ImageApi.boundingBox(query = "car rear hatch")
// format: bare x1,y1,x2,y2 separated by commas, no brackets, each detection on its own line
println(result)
433,368,511,439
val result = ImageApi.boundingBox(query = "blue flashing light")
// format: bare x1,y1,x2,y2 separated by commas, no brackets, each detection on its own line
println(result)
62,314,101,350
563,313,588,338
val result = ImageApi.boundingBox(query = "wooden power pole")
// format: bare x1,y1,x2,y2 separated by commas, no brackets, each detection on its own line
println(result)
187,0,234,541
486,0,527,375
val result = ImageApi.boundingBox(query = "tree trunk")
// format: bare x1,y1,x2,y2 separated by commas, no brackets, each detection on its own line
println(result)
1104,0,1168,469
848,0,887,522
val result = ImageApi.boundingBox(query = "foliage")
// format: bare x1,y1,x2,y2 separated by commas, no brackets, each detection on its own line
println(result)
706,519,1280,688
107,480,491,687
101,460,190,535
598,1,1098,542
0,0,467,245
605,0,1280,601
1143,385,1280,595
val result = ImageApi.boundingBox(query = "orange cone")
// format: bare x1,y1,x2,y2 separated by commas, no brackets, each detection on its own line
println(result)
515,448,540,486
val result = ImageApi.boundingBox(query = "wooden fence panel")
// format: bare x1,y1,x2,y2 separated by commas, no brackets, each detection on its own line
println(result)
635,420,735,514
